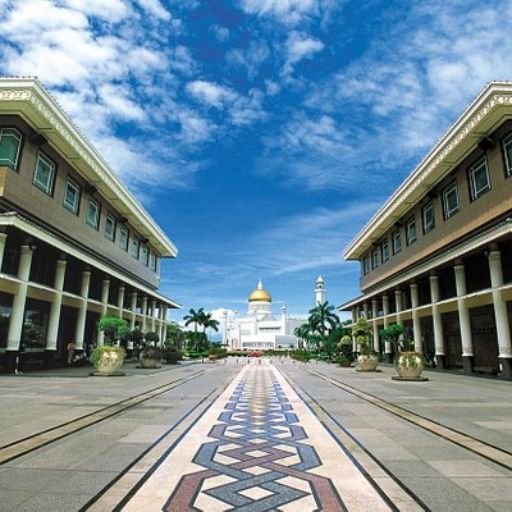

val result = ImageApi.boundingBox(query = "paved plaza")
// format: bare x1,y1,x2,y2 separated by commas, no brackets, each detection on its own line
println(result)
0,359,511,511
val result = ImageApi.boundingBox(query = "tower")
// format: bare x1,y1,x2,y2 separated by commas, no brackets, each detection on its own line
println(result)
315,276,326,305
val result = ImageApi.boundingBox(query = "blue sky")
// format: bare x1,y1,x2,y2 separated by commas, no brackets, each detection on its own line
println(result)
1,0,511,321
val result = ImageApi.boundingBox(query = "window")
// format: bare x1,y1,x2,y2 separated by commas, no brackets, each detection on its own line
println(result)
63,178,80,214
371,247,380,269
33,152,56,195
422,201,435,234
381,240,389,262
119,225,129,251
362,255,370,275
140,245,149,266
392,230,402,254
105,214,116,241
503,133,512,176
153,254,159,272
86,198,100,229
468,157,491,200
442,181,460,219
0,127,22,170
405,216,417,246
130,236,139,259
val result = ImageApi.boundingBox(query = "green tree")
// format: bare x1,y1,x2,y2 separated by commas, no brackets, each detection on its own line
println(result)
166,321,186,350
308,301,340,339
99,315,129,346
184,307,205,350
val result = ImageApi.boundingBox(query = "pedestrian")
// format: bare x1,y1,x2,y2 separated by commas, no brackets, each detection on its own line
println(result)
14,341,25,375
67,341,76,365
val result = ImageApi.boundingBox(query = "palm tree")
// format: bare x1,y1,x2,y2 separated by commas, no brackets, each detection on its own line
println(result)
203,313,220,343
183,307,205,350
294,323,312,349
307,301,340,341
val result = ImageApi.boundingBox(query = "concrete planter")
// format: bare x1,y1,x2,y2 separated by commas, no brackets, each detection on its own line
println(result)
393,351,426,380
92,346,126,376
357,353,379,371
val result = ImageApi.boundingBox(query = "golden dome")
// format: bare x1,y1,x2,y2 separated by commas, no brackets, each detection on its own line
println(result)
248,279,272,302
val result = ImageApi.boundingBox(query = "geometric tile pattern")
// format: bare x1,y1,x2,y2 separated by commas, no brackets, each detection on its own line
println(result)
164,365,345,511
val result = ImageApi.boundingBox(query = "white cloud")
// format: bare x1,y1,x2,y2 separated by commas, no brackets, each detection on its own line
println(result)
134,0,172,20
239,0,317,25
187,80,237,108
63,0,131,21
284,31,324,75
212,25,230,42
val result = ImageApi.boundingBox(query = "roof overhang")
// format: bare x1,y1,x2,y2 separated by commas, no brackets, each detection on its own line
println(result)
344,81,512,260
0,77,177,258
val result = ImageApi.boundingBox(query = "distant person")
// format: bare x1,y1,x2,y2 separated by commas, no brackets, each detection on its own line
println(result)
67,341,76,365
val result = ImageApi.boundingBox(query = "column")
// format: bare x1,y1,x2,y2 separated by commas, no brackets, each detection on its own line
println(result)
45,258,67,361
429,274,445,368
98,278,110,345
0,232,7,270
141,296,148,332
410,283,422,353
75,269,91,350
351,308,357,324
151,299,157,332
372,299,379,352
7,246,34,357
382,294,391,362
489,250,512,378
454,264,473,374
130,291,137,330
117,285,125,317
363,303,369,319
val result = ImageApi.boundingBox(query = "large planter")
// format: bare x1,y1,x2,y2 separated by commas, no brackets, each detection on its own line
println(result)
139,347,162,369
91,346,126,375
357,353,379,371
393,351,426,380
163,350,182,364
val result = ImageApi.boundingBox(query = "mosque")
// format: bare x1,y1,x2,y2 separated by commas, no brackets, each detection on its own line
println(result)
224,277,326,351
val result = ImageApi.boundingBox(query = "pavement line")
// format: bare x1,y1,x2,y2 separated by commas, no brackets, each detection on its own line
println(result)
0,369,206,465
121,363,395,511
280,371,429,512
308,369,512,471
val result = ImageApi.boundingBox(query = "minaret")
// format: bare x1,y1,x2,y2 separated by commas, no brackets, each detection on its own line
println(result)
281,304,288,334
315,276,326,305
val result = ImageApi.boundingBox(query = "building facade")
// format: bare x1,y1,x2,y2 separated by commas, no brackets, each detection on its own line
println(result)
0,78,179,371
225,280,302,351
340,82,512,379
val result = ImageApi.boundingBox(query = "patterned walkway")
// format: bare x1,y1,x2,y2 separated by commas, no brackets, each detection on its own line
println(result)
124,362,391,511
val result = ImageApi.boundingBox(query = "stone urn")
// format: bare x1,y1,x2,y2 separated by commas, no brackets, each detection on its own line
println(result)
92,346,126,375
393,351,426,380
139,346,162,369
357,353,379,371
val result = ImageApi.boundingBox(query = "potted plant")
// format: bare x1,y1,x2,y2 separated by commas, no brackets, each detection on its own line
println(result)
353,318,379,371
90,315,128,375
381,323,427,380
162,342,182,364
139,331,162,368
337,335,354,367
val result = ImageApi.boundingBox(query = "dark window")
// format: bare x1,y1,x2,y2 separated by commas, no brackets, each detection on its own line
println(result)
33,152,56,195
422,201,435,234
118,225,129,251
442,181,459,219
392,230,402,254
468,157,491,201
362,255,370,275
86,198,100,229
381,240,389,262
405,216,417,246
105,214,116,241
371,248,380,269
0,127,22,170
130,237,139,259
140,245,149,266
63,178,81,214
503,133,512,176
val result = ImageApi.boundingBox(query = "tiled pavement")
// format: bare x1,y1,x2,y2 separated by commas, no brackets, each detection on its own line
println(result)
124,362,391,511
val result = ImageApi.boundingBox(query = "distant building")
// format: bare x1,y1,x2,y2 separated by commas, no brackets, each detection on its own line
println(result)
0,78,179,372
340,82,512,379
225,280,302,351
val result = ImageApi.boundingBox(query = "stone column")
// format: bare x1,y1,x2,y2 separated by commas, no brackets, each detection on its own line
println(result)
98,278,110,345
410,283,422,353
75,269,91,350
7,246,34,358
454,264,473,374
130,291,137,330
429,274,445,368
117,286,125,317
0,232,7,270
382,294,391,362
489,250,512,379
351,308,357,324
363,303,369,319
371,299,379,352
45,258,67,363
151,299,157,333
141,296,148,332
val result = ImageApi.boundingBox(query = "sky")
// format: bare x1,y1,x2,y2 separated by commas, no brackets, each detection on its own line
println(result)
1,0,512,322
